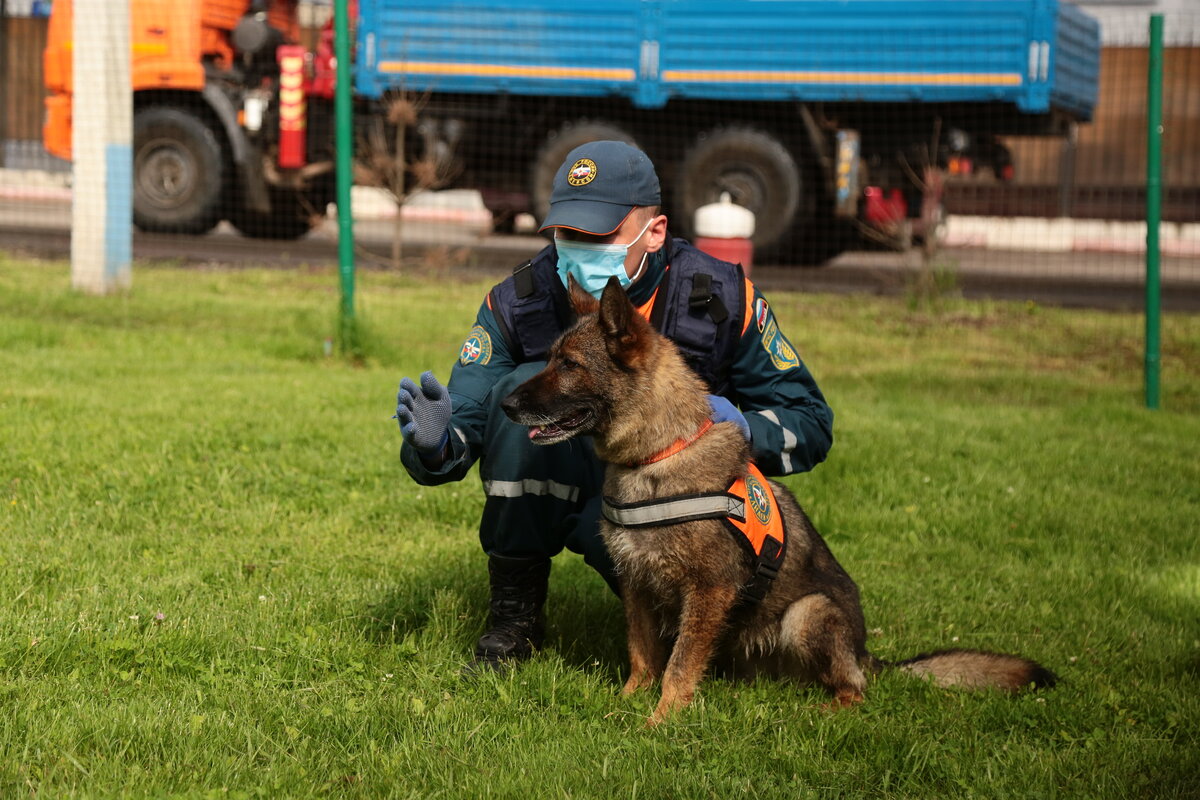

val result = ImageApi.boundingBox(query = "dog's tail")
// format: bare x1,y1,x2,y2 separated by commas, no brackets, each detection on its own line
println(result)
879,649,1057,692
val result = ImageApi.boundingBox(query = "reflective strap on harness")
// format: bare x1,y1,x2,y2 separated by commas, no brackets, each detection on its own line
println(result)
601,492,744,529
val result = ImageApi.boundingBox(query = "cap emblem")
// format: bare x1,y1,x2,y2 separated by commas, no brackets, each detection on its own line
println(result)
567,158,598,186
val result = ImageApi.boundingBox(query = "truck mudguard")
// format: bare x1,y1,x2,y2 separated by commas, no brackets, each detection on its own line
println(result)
201,83,271,214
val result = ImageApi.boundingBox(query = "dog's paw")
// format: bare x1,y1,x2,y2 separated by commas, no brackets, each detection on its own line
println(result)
621,675,653,696
819,690,865,711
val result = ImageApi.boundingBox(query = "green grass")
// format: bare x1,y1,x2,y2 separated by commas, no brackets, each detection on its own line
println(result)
1,254,1198,799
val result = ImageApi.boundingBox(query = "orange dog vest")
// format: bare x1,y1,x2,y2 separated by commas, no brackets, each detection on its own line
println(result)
601,463,787,607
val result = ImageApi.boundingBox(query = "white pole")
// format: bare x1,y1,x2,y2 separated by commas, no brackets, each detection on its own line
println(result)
71,0,132,293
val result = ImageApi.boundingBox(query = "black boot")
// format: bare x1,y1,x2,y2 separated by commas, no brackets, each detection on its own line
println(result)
468,554,551,673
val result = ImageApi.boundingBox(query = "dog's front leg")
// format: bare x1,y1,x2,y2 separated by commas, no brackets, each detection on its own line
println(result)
649,584,737,726
621,581,667,696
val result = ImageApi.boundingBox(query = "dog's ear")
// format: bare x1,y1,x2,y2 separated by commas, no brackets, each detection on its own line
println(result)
598,275,646,364
598,275,633,338
566,274,599,316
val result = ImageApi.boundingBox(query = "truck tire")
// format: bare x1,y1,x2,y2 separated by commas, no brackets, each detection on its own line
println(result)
132,107,225,235
675,126,804,260
227,185,326,240
530,120,638,228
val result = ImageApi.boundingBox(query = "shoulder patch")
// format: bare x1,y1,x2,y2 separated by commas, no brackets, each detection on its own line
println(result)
459,325,493,366
761,316,799,371
754,298,770,332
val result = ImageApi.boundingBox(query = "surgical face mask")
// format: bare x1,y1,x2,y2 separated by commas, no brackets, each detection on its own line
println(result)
555,217,654,297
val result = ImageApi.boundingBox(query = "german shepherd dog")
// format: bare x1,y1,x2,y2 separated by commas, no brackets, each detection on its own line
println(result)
502,276,1055,725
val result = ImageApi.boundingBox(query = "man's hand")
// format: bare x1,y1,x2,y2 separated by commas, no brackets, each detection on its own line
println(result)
396,371,452,458
707,395,751,441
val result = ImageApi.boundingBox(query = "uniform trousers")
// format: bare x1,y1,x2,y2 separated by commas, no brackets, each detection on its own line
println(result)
477,362,618,592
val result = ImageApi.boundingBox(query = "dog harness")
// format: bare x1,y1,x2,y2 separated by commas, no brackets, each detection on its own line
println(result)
601,459,787,609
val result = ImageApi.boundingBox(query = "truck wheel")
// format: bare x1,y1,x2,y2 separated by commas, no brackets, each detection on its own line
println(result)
675,126,805,259
133,107,225,235
530,120,638,228
228,186,325,240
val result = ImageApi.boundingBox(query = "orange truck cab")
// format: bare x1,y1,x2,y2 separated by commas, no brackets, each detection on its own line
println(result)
44,0,335,239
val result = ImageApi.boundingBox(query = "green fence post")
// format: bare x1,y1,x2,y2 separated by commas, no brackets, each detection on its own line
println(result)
335,0,357,353
1144,14,1163,410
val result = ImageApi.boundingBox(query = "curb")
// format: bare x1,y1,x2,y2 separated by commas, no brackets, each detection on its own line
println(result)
0,171,493,230
944,215,1200,257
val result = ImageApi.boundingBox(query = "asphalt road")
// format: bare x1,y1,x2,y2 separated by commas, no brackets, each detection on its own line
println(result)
2,201,1198,311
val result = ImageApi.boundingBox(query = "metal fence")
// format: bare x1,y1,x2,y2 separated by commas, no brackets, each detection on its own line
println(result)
0,3,1197,310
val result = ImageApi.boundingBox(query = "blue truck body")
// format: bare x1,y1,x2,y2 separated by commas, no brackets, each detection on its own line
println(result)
351,0,1101,261
357,0,1098,120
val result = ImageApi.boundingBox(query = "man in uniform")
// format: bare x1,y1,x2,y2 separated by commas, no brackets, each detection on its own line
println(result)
395,141,833,671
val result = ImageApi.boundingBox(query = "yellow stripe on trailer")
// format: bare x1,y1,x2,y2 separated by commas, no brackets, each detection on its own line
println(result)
377,60,637,82
661,69,1023,87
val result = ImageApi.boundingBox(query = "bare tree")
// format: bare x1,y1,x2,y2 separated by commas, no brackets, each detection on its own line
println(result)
356,91,461,267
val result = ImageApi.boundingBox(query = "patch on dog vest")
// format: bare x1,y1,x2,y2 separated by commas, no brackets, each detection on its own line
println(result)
601,463,786,606
725,465,785,561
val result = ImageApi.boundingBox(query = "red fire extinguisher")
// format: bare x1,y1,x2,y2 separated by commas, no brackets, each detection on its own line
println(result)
694,193,756,275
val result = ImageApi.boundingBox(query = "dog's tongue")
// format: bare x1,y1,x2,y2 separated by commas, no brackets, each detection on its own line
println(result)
530,412,583,441
530,424,558,440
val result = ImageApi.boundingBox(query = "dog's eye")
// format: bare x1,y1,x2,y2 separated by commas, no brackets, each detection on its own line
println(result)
558,356,577,370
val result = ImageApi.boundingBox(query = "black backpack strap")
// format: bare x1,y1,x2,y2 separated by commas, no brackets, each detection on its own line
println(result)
488,288,522,363
488,247,575,364
513,260,535,298
689,272,729,325
487,260,536,363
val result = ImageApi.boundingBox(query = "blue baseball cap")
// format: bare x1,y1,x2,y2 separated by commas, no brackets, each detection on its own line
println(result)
538,140,662,236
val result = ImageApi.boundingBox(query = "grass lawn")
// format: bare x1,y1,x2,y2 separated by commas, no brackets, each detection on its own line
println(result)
1,254,1197,799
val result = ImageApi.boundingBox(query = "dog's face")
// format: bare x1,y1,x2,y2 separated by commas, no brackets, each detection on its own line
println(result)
501,276,652,445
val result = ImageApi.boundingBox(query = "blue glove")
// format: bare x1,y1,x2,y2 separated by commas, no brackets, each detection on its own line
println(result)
708,395,751,441
396,371,452,455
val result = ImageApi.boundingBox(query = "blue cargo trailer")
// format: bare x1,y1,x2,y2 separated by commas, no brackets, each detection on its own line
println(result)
353,0,1100,261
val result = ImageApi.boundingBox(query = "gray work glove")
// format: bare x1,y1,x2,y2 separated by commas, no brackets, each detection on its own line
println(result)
396,371,452,457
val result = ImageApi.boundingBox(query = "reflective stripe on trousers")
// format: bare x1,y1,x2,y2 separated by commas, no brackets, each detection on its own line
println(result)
484,478,581,504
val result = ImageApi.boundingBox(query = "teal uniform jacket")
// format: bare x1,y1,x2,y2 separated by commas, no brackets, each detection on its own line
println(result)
401,244,834,488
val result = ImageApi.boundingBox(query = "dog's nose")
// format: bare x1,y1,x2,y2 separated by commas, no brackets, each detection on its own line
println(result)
499,389,523,421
